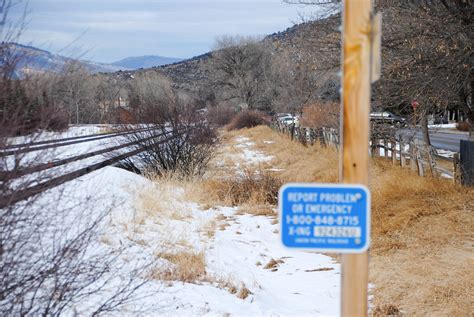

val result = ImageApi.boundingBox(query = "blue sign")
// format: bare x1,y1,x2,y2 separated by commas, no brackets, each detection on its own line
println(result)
279,183,370,253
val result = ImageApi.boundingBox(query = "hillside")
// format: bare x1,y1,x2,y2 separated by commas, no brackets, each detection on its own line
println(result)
6,43,127,77
119,19,338,95
111,55,183,70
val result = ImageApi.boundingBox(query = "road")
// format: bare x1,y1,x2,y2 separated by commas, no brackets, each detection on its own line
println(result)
398,129,470,152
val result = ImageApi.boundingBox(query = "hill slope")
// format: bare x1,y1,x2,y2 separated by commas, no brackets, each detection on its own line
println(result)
6,43,128,77
112,55,183,70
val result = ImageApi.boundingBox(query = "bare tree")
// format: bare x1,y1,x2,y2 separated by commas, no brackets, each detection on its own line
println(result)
284,0,473,139
208,36,274,111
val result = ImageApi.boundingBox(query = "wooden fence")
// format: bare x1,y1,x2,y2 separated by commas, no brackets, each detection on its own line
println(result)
272,122,463,184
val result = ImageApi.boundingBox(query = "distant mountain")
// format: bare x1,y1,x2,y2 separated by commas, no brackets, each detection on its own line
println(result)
111,55,183,70
6,43,128,77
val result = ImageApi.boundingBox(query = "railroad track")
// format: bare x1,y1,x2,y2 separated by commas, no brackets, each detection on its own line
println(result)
0,126,191,209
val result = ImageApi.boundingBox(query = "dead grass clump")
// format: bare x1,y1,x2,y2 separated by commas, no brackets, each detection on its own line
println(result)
371,304,402,316
236,284,252,299
200,169,283,209
155,251,206,283
263,258,284,271
226,110,266,130
211,278,252,299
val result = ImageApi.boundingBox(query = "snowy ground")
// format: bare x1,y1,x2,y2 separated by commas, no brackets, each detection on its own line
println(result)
8,129,341,315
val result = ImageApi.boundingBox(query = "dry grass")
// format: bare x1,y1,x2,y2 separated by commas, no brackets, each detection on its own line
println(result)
225,126,474,316
230,126,339,183
135,174,192,222
153,251,207,283
201,169,283,206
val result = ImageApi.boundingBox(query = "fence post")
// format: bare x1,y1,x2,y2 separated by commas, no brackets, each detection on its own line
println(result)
429,147,438,177
321,128,327,148
301,128,307,146
453,153,461,184
409,142,417,171
384,138,389,158
400,138,406,168
391,138,396,165
370,135,377,157
415,141,424,177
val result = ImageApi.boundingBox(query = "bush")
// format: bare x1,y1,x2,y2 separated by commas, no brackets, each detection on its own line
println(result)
226,110,265,130
300,102,339,129
207,106,236,126
456,121,472,132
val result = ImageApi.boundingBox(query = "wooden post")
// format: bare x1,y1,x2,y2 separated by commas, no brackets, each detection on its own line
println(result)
341,1,372,316
427,146,438,177
384,138,389,158
391,138,396,165
321,128,328,147
409,142,417,171
400,138,406,168
453,153,461,184
370,135,377,158
415,141,425,177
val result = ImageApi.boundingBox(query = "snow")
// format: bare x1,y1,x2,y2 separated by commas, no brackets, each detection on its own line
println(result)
436,149,456,159
7,124,112,146
7,127,341,315
427,123,457,129
234,136,274,165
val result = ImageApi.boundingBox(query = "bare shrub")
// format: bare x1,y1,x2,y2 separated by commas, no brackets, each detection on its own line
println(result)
207,105,236,126
120,73,217,178
456,121,472,132
300,102,339,129
227,110,266,130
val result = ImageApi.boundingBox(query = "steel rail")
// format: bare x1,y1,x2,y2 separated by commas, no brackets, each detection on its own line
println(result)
1,127,153,157
0,130,171,180
0,129,189,209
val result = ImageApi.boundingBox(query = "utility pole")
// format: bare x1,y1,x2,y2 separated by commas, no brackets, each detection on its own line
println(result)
340,0,374,316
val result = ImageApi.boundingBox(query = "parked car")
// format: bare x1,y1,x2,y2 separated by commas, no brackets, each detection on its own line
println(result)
277,115,299,126
370,111,406,127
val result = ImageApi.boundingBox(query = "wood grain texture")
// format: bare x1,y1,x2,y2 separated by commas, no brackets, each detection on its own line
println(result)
340,0,373,316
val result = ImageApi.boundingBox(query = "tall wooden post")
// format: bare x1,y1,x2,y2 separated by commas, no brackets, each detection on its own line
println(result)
341,0,373,316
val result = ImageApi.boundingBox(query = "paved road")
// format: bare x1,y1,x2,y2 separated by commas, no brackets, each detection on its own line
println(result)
398,129,470,152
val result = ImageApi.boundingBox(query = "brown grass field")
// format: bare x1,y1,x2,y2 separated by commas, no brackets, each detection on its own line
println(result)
219,125,474,316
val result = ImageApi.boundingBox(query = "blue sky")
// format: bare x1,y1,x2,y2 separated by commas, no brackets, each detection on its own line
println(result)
10,0,315,63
